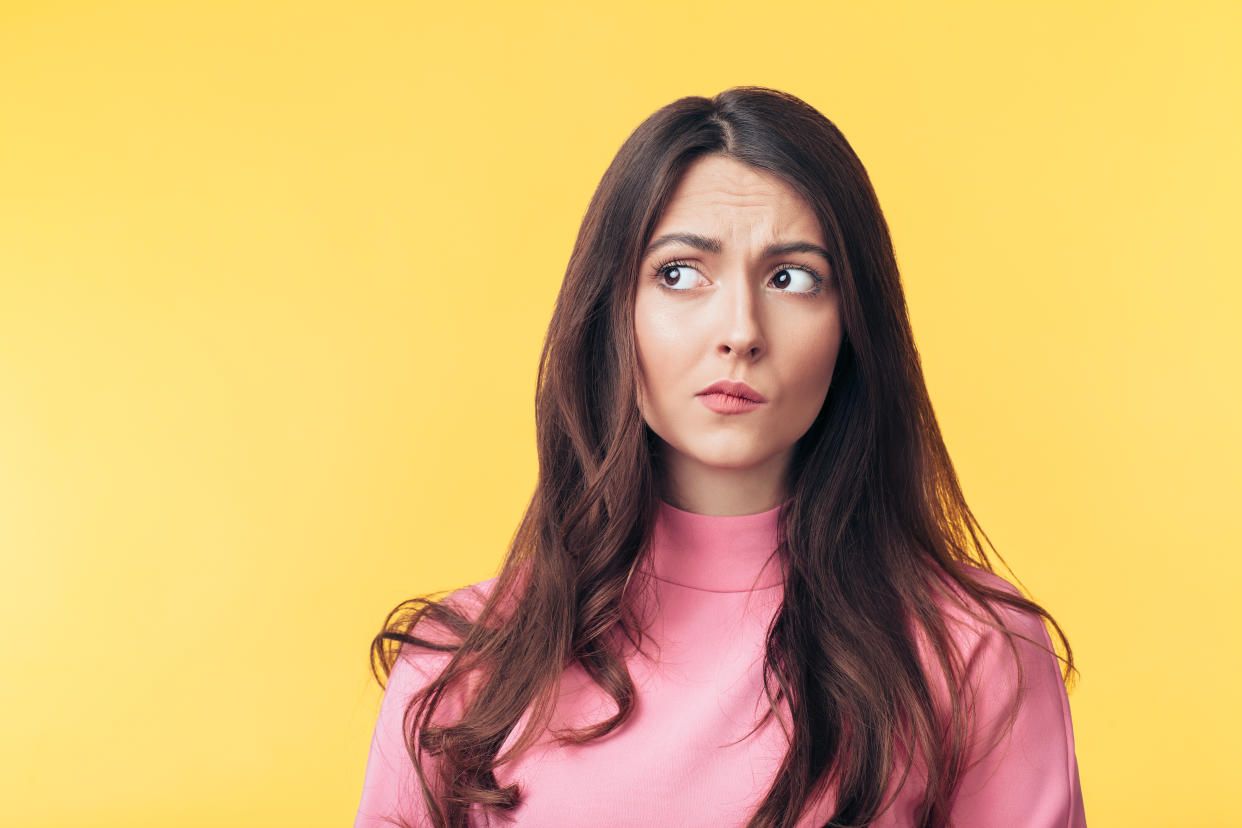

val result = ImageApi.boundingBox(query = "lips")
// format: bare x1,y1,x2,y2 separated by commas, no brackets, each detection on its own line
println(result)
696,379,768,403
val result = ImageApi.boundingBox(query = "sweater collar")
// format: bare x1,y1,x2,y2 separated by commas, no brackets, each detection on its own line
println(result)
645,499,785,592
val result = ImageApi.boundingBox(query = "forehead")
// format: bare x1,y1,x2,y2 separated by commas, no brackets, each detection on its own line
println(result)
652,154,823,242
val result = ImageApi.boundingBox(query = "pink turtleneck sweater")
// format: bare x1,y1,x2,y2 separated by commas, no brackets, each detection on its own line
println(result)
355,502,1087,827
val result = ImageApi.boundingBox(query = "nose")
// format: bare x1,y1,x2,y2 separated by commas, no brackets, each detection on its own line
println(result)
716,276,765,361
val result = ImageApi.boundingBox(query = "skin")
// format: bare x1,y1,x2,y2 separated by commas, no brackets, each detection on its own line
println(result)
634,153,845,516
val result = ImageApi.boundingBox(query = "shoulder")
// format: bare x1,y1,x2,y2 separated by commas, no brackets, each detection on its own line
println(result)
392,574,502,660
922,569,1087,825
913,563,1066,721
360,575,502,825
928,563,1054,661
438,575,503,627
920,562,1071,746
385,575,503,694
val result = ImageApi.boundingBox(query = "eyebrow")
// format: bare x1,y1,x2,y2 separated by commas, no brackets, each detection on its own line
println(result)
642,232,833,263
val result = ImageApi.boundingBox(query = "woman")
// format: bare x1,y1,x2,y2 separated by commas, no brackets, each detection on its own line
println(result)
355,86,1087,828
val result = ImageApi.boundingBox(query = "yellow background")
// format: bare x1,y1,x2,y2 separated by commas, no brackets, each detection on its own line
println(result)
2,1,1238,825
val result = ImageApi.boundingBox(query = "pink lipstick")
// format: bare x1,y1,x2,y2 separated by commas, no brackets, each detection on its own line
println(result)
696,379,767,415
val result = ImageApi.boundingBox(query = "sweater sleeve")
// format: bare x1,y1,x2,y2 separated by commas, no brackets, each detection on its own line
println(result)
353,644,448,828
947,583,1088,827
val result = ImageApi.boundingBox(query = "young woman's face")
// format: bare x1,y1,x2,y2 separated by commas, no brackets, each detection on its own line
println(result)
634,153,844,480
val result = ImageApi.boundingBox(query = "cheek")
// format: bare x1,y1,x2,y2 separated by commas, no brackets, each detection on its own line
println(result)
633,306,661,417
635,296,682,350
634,297,691,405
783,320,843,407
636,343,678,414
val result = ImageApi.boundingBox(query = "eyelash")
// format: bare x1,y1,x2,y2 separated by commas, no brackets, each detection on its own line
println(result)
649,257,826,294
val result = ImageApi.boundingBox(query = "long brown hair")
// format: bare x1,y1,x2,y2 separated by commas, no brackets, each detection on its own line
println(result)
370,86,1076,828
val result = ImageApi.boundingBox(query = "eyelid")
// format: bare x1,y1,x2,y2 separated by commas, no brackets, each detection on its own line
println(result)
650,256,701,273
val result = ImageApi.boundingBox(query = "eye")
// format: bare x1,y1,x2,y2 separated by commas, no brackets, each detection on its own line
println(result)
769,266,821,294
655,261,707,291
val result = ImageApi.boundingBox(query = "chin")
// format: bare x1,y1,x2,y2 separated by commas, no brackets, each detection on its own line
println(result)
678,440,778,472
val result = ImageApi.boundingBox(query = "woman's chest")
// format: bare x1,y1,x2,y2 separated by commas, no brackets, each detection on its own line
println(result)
482,588,924,826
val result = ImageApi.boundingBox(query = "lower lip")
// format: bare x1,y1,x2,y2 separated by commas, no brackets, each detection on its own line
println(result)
697,393,764,414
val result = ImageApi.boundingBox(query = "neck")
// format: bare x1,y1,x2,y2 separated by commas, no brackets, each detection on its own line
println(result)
659,445,792,517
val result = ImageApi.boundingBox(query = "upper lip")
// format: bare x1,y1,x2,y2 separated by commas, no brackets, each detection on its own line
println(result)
696,380,768,403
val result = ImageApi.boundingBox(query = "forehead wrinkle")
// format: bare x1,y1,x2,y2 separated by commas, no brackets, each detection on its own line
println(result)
650,159,825,257
658,200,806,237
664,170,789,213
